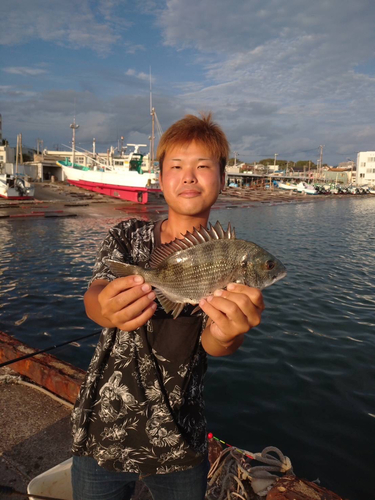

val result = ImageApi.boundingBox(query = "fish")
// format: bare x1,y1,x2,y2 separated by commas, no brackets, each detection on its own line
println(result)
105,221,287,319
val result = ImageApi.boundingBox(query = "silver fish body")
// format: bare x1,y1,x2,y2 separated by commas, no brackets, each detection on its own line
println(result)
106,222,286,319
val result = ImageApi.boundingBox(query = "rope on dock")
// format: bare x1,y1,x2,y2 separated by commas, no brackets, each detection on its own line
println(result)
206,445,293,499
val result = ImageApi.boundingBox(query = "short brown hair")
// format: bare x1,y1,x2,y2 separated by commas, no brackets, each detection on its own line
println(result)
156,112,229,176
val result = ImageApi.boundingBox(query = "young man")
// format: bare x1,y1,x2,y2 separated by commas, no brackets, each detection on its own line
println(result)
71,113,264,500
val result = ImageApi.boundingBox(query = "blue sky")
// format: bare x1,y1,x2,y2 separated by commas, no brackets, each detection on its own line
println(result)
1,0,375,165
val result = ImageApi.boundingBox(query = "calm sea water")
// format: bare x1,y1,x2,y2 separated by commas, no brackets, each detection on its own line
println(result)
1,197,374,499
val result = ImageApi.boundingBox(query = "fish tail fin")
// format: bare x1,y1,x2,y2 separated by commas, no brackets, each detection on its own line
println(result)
105,259,144,279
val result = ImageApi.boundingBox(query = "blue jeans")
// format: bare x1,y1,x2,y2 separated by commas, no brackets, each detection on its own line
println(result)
71,455,210,500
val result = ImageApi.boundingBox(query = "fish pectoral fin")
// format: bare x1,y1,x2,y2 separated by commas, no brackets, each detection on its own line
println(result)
154,289,185,319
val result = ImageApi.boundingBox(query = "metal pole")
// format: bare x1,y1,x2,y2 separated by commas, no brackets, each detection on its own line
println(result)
70,118,79,166
16,134,19,174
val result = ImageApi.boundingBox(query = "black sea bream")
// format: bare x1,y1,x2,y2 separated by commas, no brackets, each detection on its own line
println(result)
106,222,287,319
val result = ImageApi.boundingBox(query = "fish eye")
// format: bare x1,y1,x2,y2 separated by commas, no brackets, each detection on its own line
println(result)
265,260,275,270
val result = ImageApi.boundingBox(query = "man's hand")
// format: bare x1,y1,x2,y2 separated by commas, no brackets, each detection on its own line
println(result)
199,283,265,356
85,276,157,330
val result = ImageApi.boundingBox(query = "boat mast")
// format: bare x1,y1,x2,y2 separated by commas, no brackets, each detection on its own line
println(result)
15,134,23,175
70,117,79,166
149,67,155,171
16,135,19,175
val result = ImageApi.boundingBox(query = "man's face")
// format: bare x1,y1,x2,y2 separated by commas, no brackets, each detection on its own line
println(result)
159,141,224,219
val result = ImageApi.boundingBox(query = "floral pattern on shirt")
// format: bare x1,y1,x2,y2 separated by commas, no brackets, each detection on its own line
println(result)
71,218,208,474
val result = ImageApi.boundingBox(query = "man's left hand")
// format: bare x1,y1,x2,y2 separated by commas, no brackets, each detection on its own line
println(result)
199,283,265,348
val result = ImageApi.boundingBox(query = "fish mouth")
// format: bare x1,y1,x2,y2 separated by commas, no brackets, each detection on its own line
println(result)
272,269,287,283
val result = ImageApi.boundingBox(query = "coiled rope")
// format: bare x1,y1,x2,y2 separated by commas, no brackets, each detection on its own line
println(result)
206,445,293,499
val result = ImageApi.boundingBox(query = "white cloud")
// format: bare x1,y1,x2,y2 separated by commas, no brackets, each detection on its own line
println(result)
0,85,37,98
155,0,375,163
0,88,184,150
4,67,48,76
0,0,127,55
125,69,153,82
125,42,146,54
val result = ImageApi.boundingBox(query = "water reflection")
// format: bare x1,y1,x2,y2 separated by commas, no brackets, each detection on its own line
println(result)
0,199,375,498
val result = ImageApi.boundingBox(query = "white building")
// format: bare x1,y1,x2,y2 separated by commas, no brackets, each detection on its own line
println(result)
0,145,15,165
356,152,375,185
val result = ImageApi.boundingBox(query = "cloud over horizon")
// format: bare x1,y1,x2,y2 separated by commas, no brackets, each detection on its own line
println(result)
1,0,375,164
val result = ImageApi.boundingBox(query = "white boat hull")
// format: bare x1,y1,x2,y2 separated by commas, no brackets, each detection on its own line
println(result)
59,164,160,204
0,175,35,199
278,182,296,191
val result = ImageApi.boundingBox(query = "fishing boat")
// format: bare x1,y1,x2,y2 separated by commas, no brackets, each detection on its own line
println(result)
0,172,35,199
277,181,297,191
296,181,318,195
57,144,160,204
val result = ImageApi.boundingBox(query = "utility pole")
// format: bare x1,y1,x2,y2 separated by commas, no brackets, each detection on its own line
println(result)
234,151,238,166
36,138,43,155
70,118,79,166
16,135,19,174
149,67,155,171
318,145,324,179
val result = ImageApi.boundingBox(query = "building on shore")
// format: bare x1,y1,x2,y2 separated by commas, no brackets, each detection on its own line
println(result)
356,152,375,185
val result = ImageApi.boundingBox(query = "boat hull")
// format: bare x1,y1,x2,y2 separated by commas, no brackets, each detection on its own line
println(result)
0,182,35,200
60,164,160,204
67,178,158,204
278,183,296,191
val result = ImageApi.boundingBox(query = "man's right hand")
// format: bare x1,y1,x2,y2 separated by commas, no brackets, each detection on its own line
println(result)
84,276,157,331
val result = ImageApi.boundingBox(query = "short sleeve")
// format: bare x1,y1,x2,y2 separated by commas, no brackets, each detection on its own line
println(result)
88,219,154,288
88,223,133,287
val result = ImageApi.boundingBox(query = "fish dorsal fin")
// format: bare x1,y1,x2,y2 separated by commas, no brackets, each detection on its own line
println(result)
150,221,235,268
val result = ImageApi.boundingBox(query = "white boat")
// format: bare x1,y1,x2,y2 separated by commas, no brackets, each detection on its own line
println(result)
58,144,160,204
296,181,318,195
278,181,297,191
28,458,73,500
0,173,35,199
347,185,359,194
368,187,375,195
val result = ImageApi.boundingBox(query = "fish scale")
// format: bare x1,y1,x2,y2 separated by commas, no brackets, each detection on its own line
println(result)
106,222,287,319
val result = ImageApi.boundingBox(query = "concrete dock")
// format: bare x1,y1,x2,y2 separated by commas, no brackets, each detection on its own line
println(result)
0,366,73,496
0,180,330,222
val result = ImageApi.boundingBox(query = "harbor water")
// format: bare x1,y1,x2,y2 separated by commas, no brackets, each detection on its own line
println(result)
0,197,374,499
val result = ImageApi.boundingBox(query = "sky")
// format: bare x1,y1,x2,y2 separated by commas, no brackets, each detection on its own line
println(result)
1,0,375,166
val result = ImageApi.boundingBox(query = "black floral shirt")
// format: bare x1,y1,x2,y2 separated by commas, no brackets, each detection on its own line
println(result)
71,218,208,474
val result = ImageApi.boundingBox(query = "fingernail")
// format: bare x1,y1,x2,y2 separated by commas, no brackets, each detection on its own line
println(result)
199,299,206,306
134,276,143,283
214,289,223,297
151,302,157,309
148,292,155,300
227,283,235,291
207,295,213,302
142,284,151,292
